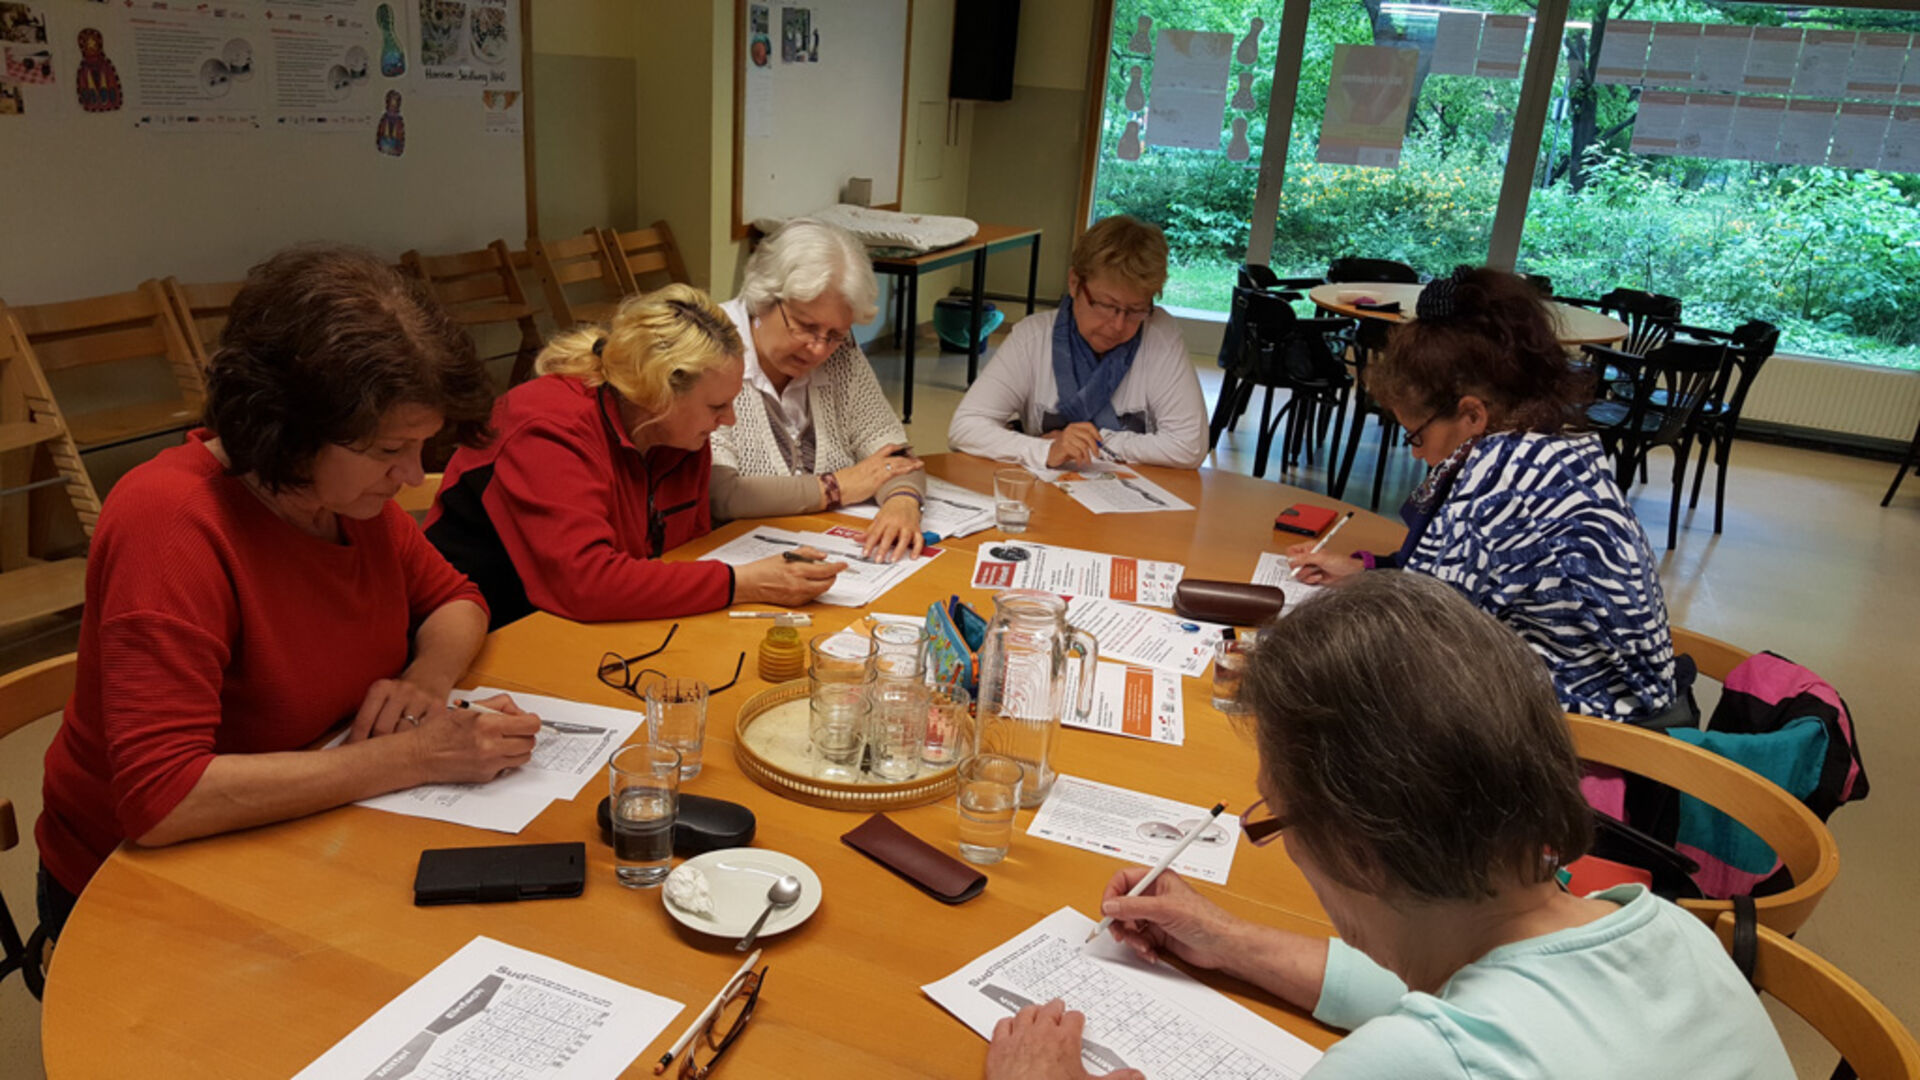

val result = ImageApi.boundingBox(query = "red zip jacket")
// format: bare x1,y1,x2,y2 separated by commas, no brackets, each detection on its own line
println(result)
426,375,734,627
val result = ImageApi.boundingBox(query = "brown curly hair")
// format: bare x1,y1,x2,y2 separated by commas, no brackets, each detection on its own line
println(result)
1367,267,1591,434
204,247,494,492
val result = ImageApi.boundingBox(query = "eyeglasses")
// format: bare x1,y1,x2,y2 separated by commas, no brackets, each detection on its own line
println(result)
1240,798,1290,847
775,301,849,350
597,623,746,698
1403,412,1446,450
679,965,768,1078
1075,282,1154,325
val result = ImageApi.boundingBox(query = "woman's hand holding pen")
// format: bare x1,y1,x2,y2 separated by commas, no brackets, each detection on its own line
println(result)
737,546,846,606
404,693,541,784
1042,423,1104,468
1284,542,1364,585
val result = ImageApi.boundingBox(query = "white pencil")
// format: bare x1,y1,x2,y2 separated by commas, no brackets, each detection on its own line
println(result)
655,949,763,1074
1288,511,1355,581
1085,802,1227,944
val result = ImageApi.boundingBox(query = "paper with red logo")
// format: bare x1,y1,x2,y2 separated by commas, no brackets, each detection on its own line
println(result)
1063,661,1184,745
969,541,1183,607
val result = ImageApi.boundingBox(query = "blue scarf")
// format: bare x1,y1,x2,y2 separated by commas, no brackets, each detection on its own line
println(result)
1049,293,1142,431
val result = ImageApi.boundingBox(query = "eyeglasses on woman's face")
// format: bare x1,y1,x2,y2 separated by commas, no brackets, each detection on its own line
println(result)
1403,412,1445,450
1240,798,1290,847
775,300,849,351
1074,281,1154,326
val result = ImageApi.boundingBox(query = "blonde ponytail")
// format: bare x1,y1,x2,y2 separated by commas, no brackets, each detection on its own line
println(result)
534,283,743,415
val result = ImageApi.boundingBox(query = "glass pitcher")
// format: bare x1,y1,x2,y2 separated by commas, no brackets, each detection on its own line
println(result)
973,590,1098,807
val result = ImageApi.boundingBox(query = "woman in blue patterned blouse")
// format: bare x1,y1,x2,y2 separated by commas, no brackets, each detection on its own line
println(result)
1289,268,1677,724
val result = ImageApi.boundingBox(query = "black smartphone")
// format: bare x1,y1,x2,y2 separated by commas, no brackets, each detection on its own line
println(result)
413,842,586,906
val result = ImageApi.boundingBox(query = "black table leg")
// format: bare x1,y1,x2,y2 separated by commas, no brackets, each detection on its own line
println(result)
968,249,988,384
903,271,918,423
1025,236,1040,315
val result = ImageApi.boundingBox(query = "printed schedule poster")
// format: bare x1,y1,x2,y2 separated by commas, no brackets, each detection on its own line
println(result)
269,16,377,128
414,0,519,97
129,7,263,130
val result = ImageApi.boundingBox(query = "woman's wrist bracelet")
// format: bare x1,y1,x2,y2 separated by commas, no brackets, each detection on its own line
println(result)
881,488,924,509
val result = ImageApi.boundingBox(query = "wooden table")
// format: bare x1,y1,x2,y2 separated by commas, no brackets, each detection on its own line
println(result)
871,225,1043,423
1307,281,1630,346
41,455,1404,1079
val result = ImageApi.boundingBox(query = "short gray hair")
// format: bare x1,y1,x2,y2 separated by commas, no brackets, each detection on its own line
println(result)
1241,572,1592,902
738,219,880,324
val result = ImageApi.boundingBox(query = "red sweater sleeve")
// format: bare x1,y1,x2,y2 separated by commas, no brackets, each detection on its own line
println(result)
97,610,230,842
384,505,488,628
481,419,734,622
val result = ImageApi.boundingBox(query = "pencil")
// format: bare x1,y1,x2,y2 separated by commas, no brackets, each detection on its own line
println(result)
1085,802,1227,944
655,949,763,1073
1288,511,1354,581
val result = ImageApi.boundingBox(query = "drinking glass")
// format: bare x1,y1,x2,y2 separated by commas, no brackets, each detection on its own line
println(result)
956,754,1025,865
872,622,928,681
869,678,931,781
808,673,874,781
642,675,710,779
922,679,973,768
1211,635,1257,714
994,469,1035,534
608,744,680,887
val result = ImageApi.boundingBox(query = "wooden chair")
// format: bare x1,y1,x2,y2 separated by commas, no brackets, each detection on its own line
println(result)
11,279,205,454
0,307,102,636
1565,712,1838,935
1672,624,1751,684
1713,912,1920,1079
0,653,78,1000
402,240,543,386
528,230,625,330
599,220,691,296
394,471,442,515
160,277,244,370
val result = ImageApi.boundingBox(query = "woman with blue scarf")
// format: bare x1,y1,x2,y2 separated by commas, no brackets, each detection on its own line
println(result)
947,216,1208,471
1288,268,1678,725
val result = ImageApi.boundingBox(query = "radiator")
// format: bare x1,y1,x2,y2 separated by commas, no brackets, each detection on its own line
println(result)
1741,354,1920,443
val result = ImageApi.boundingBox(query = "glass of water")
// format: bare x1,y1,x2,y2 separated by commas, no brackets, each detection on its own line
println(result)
994,469,1035,534
809,672,874,781
1211,635,1257,714
956,754,1025,865
641,675,709,779
608,744,680,887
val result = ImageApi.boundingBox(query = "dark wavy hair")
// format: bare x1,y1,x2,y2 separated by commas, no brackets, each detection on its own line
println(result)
1368,267,1590,434
1241,573,1592,901
204,247,494,491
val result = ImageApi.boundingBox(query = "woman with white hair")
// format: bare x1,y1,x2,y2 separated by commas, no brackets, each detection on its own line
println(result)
714,219,928,562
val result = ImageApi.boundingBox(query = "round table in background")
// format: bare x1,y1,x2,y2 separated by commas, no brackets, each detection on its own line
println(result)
1308,281,1630,346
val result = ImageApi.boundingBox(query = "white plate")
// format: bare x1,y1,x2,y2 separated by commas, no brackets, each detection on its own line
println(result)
661,848,822,940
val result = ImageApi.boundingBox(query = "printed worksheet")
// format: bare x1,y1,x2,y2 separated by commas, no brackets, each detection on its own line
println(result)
1048,467,1194,515
836,476,998,539
703,525,943,607
1064,661,1184,746
1066,597,1226,679
1250,552,1330,612
1027,775,1240,885
972,542,1184,608
924,908,1323,1079
294,936,682,1079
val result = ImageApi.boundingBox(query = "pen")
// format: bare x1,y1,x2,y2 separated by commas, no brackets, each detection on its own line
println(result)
730,610,800,618
1288,511,1354,581
655,950,763,1074
1086,802,1227,944
783,551,825,563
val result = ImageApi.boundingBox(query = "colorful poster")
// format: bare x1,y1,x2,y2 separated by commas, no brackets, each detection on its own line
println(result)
1743,27,1801,93
128,6,262,130
1594,19,1650,85
1793,30,1854,98
1430,11,1481,77
0,80,20,113
1846,33,1910,100
1725,95,1784,162
1643,22,1700,89
780,5,810,63
1474,13,1527,79
268,15,376,128
480,86,518,135
1145,29,1232,150
1,2,49,86
1629,89,1686,155
1318,43,1417,168
414,0,517,97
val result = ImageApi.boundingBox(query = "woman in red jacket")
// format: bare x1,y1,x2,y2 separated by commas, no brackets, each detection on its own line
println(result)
426,284,843,628
36,248,543,944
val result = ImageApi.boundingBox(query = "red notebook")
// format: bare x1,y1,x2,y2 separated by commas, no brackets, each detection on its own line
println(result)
1274,503,1339,537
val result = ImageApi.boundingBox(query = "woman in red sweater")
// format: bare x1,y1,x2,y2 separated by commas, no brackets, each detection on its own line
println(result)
36,248,543,943
426,284,843,628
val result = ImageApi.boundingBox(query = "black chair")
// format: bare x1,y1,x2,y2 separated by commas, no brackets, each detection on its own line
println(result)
1330,317,1403,511
1585,337,1728,549
1237,263,1325,292
1678,319,1779,534
1562,287,1683,359
1883,415,1920,508
1327,256,1420,285
1209,290,1353,478
1520,272,1553,297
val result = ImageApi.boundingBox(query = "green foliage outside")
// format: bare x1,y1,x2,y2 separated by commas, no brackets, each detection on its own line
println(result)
1090,0,1920,371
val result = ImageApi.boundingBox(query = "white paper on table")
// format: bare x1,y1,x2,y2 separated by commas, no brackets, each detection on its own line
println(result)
1050,469,1194,515
1630,91,1688,155
924,908,1322,1079
1846,33,1910,99
836,476,998,539
293,936,683,1080
1595,20,1651,85
1643,22,1700,88
1726,96,1786,161
1680,93,1735,158
1067,597,1226,679
1743,27,1803,93
703,525,942,607
1064,661,1184,745
1430,11,1482,76
1777,100,1836,166
1829,103,1891,169
1027,775,1241,884
1146,29,1233,151
1793,30,1855,98
1693,26,1752,93
1880,106,1920,173
1474,14,1528,78
1250,552,1331,611
971,542,1185,608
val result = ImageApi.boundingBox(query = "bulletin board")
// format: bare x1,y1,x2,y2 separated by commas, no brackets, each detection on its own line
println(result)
731,0,911,236
0,0,530,306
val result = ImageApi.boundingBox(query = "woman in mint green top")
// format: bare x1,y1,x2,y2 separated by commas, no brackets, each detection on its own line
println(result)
984,573,1791,1080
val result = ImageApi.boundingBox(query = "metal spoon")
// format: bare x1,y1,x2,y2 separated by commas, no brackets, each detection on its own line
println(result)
735,875,802,952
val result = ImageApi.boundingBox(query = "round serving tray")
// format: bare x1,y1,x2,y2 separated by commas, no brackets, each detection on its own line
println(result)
733,679,958,811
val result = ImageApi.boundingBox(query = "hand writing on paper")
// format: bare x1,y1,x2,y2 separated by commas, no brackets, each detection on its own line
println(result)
1042,423,1103,469
407,694,541,784
736,547,847,606
1285,541,1364,585
984,998,1145,1080
347,676,446,742
1097,866,1250,971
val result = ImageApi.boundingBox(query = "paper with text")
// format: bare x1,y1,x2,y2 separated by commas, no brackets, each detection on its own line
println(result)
1046,467,1195,515
836,476,998,539
1066,597,1225,678
971,542,1184,608
1065,661,1184,745
704,526,942,607
1027,775,1240,885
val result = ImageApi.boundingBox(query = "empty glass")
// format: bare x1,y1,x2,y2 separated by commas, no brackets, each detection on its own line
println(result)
641,675,710,778
994,469,1035,533
922,679,973,768
869,678,932,781
872,622,929,681
809,673,874,781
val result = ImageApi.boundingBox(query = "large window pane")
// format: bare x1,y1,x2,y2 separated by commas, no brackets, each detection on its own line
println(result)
1519,2,1920,370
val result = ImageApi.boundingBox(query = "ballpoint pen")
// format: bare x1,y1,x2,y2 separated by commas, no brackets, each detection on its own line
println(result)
1289,511,1355,581
1086,803,1227,944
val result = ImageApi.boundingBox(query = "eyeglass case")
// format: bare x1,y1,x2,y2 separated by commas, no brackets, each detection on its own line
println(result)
1172,579,1288,626
596,793,757,856
840,812,987,904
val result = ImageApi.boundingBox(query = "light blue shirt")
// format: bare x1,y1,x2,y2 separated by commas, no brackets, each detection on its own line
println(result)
1309,886,1792,1078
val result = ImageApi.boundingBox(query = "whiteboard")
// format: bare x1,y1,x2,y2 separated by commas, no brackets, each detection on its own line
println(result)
0,0,526,306
734,0,909,229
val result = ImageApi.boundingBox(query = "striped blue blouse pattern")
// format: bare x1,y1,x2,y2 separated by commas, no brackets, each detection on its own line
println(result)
1404,432,1676,721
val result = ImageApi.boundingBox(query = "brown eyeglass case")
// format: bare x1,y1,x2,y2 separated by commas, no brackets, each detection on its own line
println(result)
841,813,987,904
1172,579,1287,626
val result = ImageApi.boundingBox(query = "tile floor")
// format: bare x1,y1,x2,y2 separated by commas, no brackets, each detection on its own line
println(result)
2,329,1914,1076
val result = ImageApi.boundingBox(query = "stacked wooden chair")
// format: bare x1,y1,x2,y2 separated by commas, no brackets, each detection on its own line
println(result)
0,307,102,635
